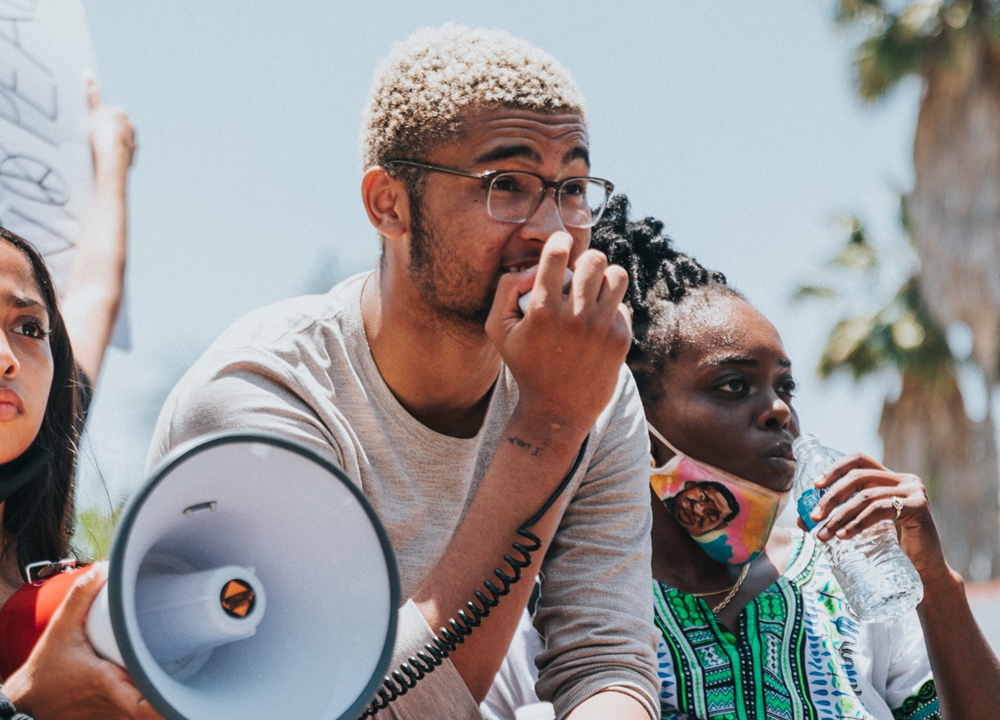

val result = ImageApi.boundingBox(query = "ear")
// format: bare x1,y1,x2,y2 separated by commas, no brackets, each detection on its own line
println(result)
361,166,410,240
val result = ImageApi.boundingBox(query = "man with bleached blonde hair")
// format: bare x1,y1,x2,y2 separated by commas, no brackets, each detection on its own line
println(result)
151,25,659,719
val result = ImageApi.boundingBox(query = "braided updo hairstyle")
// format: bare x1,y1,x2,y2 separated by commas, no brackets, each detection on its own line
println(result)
591,194,743,400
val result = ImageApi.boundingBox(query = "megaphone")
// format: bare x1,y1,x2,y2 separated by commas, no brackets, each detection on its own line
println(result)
0,433,399,720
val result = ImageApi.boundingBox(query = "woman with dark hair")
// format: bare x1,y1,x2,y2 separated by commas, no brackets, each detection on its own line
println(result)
0,226,81,582
0,233,155,718
0,77,135,580
591,194,1000,719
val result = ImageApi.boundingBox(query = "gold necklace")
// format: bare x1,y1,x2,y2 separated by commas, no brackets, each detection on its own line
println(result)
687,562,750,598
709,562,751,614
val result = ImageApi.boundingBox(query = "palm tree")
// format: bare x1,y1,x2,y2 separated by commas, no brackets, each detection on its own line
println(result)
835,0,1000,579
797,206,1000,579
73,501,124,561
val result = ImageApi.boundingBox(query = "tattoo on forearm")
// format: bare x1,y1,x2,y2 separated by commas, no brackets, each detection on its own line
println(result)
507,436,546,457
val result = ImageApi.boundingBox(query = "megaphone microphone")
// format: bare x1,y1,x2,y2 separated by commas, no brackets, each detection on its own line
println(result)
86,555,269,681
1,433,400,720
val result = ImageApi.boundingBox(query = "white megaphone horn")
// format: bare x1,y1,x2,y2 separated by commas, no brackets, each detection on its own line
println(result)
32,433,399,720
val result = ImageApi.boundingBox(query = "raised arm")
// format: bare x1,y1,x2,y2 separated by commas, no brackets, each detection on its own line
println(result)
61,80,135,383
402,235,653,718
811,455,1000,720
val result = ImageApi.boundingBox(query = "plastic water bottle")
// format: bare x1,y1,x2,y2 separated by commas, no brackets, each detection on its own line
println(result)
792,434,923,623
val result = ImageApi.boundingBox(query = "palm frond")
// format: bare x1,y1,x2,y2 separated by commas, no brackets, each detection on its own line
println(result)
836,0,887,24
793,284,837,300
805,199,956,386
855,16,945,99
73,501,125,561
888,278,955,381
831,219,879,269
836,0,1000,101
818,315,883,379
816,277,955,384
898,193,913,237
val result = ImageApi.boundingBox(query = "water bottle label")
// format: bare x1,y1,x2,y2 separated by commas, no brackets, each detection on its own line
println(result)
796,487,825,531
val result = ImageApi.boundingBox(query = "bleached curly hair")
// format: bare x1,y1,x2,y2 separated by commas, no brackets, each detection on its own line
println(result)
361,24,586,170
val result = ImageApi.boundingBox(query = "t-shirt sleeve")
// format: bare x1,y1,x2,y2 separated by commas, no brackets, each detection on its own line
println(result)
882,610,940,720
147,345,349,473
532,369,660,719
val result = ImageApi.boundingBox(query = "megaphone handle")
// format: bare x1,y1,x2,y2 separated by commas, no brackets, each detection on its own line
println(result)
361,435,591,717
85,583,125,667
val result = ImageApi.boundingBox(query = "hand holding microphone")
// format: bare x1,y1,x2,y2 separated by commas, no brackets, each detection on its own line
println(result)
518,268,574,315
487,232,631,436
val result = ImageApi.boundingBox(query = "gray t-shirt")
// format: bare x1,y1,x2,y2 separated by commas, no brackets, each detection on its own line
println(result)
148,272,659,719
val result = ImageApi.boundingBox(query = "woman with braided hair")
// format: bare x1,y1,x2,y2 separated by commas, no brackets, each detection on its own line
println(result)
483,196,1000,719
590,194,999,719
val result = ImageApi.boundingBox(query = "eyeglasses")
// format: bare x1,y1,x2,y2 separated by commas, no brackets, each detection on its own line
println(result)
384,159,614,229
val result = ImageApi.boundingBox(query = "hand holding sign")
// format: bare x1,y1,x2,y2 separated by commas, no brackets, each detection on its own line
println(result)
0,0,134,362
87,79,135,179
57,77,135,380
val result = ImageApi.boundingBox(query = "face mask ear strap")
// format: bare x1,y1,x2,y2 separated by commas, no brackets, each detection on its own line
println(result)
647,420,683,457
647,421,790,504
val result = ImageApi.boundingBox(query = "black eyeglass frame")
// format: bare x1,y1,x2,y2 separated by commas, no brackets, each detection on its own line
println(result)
383,159,614,229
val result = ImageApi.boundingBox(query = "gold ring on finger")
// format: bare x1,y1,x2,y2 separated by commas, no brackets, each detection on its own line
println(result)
891,496,903,522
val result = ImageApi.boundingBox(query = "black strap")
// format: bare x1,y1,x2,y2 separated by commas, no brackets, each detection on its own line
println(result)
0,690,34,720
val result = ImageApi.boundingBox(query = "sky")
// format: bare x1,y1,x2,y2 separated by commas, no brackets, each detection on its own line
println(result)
74,1,927,506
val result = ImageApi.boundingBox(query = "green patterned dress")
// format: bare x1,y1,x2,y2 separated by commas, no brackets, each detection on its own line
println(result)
654,530,940,720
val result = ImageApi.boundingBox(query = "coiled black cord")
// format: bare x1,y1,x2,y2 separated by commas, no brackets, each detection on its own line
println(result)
361,436,590,716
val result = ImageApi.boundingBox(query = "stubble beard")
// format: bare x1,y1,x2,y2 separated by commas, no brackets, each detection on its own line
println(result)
408,199,496,330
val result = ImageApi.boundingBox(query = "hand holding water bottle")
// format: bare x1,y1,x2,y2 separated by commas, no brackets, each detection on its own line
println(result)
805,450,949,586
798,439,1000,717
793,435,925,622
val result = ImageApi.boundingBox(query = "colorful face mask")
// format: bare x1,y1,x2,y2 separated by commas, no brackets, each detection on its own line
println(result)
648,422,788,566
